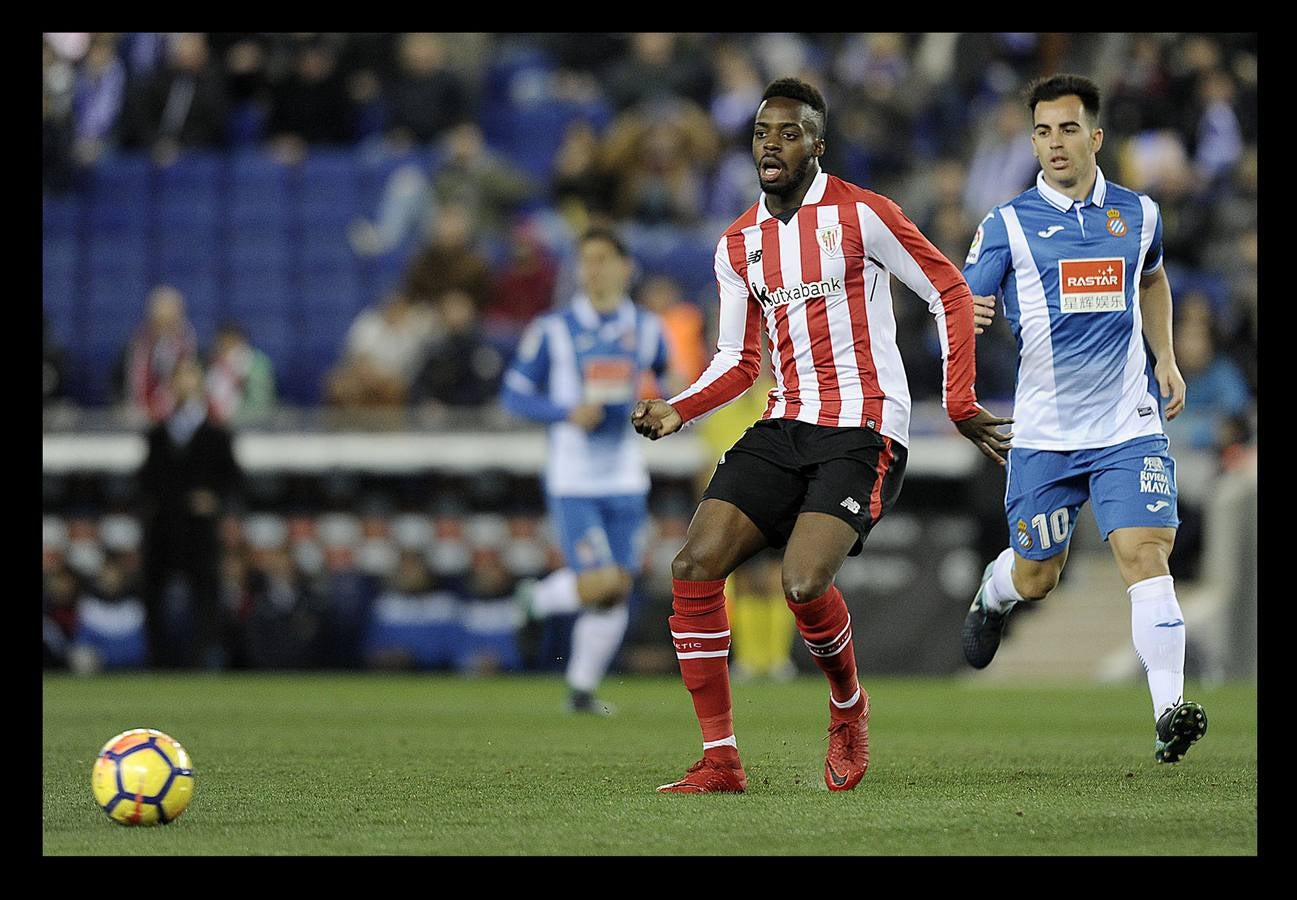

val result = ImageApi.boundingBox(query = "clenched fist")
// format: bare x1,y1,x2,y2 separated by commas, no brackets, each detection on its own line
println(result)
631,399,682,441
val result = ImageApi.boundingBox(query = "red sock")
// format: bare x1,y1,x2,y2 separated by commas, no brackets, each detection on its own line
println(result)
670,578,740,765
788,584,865,723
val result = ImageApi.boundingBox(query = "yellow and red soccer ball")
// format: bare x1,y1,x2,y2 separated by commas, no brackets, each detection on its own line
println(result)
91,729,194,826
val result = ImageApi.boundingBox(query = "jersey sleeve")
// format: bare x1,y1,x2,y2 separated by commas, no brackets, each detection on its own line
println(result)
666,234,764,426
1141,200,1165,275
961,208,1012,297
499,319,569,424
856,194,980,423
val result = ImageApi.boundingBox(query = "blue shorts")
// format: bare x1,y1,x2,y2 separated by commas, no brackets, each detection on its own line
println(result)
547,493,649,574
1004,435,1179,561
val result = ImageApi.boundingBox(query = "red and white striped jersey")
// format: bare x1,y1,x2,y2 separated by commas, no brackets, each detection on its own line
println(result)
668,170,980,448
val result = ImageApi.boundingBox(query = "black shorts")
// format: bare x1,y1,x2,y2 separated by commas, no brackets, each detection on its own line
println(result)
701,418,908,557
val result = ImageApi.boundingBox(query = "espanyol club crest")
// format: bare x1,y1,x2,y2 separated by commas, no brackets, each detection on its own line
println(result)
816,223,843,258
1106,208,1127,237
1015,519,1033,550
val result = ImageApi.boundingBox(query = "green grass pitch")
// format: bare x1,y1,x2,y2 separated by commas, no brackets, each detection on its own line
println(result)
43,674,1256,855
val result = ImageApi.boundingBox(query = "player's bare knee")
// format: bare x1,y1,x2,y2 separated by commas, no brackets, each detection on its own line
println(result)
1014,562,1061,601
1114,540,1171,582
671,543,726,583
781,569,835,604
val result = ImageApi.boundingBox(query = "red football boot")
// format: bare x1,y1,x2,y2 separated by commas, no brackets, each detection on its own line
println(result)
824,692,871,792
656,757,747,794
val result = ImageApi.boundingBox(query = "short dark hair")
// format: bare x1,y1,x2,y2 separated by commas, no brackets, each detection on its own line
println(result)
580,226,628,258
761,77,827,139
1025,74,1101,125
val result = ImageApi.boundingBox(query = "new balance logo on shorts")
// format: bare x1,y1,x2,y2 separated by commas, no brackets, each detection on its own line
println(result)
840,497,861,515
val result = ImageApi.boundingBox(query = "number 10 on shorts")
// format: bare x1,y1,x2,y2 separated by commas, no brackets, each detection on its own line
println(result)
1030,508,1070,551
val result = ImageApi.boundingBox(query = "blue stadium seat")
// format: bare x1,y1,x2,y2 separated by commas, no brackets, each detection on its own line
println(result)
156,190,221,229
89,155,152,201
227,264,293,320
86,197,152,232
43,195,84,238
228,194,289,229
86,234,149,276
156,152,224,190
227,230,291,269
44,235,80,275
85,270,151,317
43,270,78,346
161,270,222,336
226,102,269,148
297,265,363,319
298,228,357,270
155,226,220,273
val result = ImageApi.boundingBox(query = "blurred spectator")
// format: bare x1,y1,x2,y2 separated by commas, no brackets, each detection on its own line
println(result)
601,99,720,225
962,95,1039,222
384,33,469,146
121,33,229,161
433,122,533,235
243,545,321,669
485,223,559,335
325,291,436,408
1192,68,1244,185
122,285,199,422
206,322,277,426
43,562,81,669
43,317,68,407
550,119,616,228
266,35,354,161
637,275,706,397
402,202,495,310
351,123,533,255
410,289,505,407
708,42,765,141
606,33,713,112
1163,295,1251,456
42,39,76,192
137,358,243,669
71,33,126,167
72,554,148,672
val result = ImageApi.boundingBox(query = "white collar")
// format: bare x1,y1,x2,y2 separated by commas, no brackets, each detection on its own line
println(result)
573,294,634,332
757,168,829,223
1036,166,1108,213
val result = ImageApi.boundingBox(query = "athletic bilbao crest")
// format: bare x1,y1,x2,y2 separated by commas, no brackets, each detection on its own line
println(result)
817,224,843,258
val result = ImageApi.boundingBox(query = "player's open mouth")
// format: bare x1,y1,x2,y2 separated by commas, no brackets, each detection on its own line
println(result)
1050,156,1068,167
760,158,784,182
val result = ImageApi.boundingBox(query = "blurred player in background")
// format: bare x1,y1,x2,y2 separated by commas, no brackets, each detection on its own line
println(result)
960,74,1207,763
502,228,669,715
633,78,1011,793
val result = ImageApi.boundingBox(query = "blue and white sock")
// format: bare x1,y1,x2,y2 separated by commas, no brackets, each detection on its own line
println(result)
531,567,580,617
567,604,630,695
1128,575,1186,720
983,547,1025,614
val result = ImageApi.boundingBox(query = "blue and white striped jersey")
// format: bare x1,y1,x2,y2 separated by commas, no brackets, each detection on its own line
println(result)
502,295,669,497
964,168,1167,450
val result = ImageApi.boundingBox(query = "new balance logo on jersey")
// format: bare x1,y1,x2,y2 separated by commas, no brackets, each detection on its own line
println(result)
840,496,861,515
747,249,763,265
1037,225,1065,238
751,277,843,310
1146,500,1170,513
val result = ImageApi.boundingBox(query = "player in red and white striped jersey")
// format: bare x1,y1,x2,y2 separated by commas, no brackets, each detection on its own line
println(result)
634,78,1012,794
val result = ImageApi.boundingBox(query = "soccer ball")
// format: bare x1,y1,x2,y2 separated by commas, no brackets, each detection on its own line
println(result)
91,728,194,826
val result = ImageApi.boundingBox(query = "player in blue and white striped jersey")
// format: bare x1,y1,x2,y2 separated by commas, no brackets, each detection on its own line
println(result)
960,74,1207,763
501,228,669,715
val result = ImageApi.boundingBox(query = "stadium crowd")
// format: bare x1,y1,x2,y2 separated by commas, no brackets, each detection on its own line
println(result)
43,32,1257,671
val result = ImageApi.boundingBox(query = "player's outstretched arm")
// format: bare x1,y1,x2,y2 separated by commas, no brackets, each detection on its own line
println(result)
953,407,1015,466
631,399,683,441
